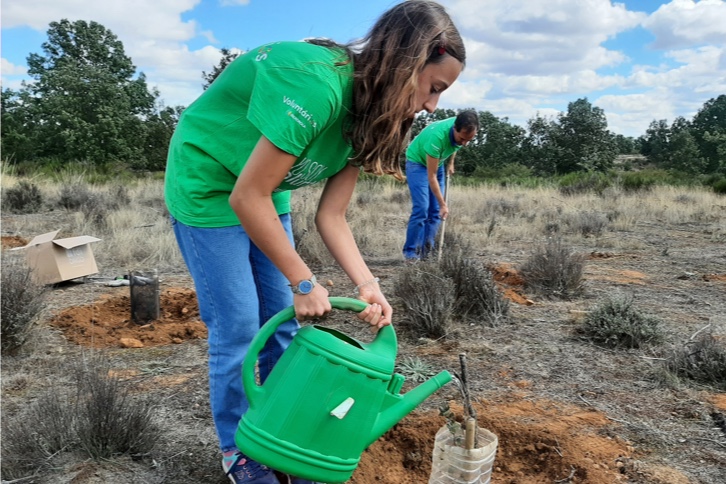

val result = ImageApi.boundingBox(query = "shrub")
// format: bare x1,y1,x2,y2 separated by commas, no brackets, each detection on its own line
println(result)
57,182,132,229
1,354,160,479
581,294,664,348
558,172,612,196
712,178,726,195
394,261,455,339
1,389,78,480
73,356,159,459
565,211,608,237
619,172,657,192
2,180,43,213
0,256,48,354
483,197,521,217
58,182,95,210
666,333,726,391
520,237,585,300
439,237,509,327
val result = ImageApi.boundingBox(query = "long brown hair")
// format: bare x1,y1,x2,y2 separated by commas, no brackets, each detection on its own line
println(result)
308,1,465,181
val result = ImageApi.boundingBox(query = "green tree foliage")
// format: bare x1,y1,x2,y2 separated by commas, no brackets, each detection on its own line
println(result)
521,114,563,176
691,94,726,173
140,104,185,171
612,133,636,155
640,119,671,165
556,98,617,173
1,88,35,161
462,111,525,176
202,47,241,90
1,19,168,168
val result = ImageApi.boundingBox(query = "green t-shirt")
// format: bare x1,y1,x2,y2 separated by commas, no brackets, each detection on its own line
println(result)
165,41,355,227
406,117,461,167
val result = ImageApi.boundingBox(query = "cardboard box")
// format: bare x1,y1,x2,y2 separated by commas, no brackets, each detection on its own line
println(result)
12,230,102,284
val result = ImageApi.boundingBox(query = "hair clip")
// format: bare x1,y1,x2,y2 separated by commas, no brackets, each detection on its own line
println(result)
438,45,446,55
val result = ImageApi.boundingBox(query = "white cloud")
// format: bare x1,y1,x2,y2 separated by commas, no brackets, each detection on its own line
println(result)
448,0,645,75
1,58,28,76
642,0,726,49
440,0,725,137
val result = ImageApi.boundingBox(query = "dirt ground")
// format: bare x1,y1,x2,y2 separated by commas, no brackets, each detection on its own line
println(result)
2,210,725,484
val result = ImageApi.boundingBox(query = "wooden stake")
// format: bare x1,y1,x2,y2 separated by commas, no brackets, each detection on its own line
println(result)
465,417,476,450
458,353,478,448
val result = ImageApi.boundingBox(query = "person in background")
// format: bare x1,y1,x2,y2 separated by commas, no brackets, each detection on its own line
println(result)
402,110,479,262
163,1,466,483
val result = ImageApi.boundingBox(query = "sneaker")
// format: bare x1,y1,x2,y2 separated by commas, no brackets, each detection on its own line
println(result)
222,452,280,484
272,472,321,484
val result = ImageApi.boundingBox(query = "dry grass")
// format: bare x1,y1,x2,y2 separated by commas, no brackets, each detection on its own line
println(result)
2,170,726,483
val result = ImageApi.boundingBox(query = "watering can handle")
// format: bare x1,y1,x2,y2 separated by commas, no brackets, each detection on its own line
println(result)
242,297,389,406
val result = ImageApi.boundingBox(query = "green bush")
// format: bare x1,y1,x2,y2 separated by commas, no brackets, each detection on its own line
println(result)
581,294,664,348
712,178,726,195
666,333,726,390
558,171,613,196
1,180,44,213
619,171,658,192
0,256,48,354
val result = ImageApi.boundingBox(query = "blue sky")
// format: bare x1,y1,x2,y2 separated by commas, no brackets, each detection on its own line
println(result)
2,0,725,138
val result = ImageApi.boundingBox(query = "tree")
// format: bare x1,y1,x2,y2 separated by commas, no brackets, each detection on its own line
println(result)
202,48,241,90
691,95,726,173
140,104,185,171
669,130,705,174
640,119,671,166
8,19,157,165
1,88,35,162
612,134,636,155
555,98,617,173
521,114,563,176
464,111,524,176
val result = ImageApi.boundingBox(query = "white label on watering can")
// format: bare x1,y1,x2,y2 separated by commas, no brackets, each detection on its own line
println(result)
330,397,355,419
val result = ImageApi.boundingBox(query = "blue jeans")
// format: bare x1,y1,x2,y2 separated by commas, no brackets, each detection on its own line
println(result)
403,161,445,260
171,215,298,452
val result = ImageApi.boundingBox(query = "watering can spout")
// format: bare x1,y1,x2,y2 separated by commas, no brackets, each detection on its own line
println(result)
368,370,452,446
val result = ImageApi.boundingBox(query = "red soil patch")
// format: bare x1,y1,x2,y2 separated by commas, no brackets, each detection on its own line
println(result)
356,398,689,484
490,263,534,306
1,235,28,249
49,288,206,348
702,274,726,282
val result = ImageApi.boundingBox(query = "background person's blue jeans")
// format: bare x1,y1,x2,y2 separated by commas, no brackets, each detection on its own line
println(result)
403,161,445,260
171,215,298,452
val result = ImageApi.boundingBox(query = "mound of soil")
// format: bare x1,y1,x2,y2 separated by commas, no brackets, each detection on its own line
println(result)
49,288,206,348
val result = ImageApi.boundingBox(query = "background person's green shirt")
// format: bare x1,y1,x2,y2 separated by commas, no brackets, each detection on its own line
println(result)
165,41,354,228
406,117,461,167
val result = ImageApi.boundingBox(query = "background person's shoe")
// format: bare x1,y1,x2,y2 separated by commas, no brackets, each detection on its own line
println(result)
222,452,279,484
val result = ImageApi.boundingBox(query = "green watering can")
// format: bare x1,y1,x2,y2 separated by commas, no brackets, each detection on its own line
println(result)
235,297,452,483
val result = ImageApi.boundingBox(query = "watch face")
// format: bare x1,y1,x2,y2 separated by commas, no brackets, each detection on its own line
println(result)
298,279,314,295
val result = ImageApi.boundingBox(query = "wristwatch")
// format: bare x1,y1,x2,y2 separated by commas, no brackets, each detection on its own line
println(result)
289,275,317,295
